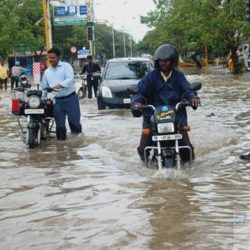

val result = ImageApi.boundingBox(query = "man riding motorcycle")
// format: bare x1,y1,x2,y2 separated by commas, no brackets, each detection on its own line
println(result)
131,44,200,162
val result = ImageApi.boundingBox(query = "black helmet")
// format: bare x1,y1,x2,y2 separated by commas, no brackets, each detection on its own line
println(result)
154,44,179,68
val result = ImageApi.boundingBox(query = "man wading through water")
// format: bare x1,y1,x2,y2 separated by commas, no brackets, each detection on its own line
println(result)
41,47,82,140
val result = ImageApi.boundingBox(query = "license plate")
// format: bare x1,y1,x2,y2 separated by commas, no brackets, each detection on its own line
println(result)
25,109,44,114
157,122,174,133
152,134,182,141
123,98,131,104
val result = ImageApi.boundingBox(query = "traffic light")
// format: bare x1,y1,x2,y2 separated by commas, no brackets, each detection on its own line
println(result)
245,0,250,21
87,26,94,41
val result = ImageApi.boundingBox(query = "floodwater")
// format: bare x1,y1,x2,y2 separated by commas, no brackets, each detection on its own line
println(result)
1,67,250,250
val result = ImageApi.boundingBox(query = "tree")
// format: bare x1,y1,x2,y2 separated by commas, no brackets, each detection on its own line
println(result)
139,0,250,72
0,1,136,60
0,0,44,58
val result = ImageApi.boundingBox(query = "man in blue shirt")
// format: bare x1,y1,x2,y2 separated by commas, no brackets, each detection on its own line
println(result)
132,44,200,162
41,47,82,140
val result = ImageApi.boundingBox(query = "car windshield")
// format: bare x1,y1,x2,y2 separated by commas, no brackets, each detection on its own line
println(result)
104,61,153,80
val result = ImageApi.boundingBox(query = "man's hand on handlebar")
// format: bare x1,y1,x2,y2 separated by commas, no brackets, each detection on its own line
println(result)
191,96,200,107
53,83,63,90
133,102,143,110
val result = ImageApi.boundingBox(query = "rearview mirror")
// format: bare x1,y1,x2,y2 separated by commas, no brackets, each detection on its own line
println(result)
127,87,139,96
189,82,202,92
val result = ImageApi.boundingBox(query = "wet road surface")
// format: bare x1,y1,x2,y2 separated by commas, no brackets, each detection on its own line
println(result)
0,67,250,249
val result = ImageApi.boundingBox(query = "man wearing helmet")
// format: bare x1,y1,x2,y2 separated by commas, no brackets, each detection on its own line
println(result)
132,44,200,162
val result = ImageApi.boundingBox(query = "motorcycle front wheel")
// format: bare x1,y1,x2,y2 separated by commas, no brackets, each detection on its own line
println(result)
27,128,39,149
162,149,175,168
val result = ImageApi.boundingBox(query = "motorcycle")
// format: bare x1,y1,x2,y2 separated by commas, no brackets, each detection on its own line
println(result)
11,87,55,148
75,74,87,99
19,74,31,89
129,82,202,170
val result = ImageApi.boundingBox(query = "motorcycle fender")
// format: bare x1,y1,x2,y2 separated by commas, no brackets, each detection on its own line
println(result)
28,121,40,129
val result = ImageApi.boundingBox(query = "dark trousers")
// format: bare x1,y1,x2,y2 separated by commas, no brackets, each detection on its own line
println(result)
0,78,7,90
87,80,98,99
53,92,82,140
11,76,19,90
138,130,194,162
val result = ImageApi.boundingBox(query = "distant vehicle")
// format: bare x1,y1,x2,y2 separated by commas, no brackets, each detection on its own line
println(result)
97,57,154,110
75,74,87,99
19,74,31,89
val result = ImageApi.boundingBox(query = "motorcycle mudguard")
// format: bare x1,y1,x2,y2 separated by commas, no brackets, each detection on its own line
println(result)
28,121,40,129
162,149,175,168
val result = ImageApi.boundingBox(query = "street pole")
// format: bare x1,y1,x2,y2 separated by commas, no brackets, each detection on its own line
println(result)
205,45,208,67
95,1,115,58
122,1,127,58
112,24,116,58
42,0,52,51
88,0,95,56
123,31,126,57
129,36,133,57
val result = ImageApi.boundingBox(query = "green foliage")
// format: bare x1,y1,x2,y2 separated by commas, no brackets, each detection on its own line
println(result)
0,1,135,60
52,23,133,60
0,0,44,58
139,0,250,66
94,24,133,59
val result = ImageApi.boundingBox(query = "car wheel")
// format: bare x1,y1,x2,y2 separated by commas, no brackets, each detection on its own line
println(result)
97,97,106,110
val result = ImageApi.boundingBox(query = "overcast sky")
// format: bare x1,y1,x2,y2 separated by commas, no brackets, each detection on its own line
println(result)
94,0,155,42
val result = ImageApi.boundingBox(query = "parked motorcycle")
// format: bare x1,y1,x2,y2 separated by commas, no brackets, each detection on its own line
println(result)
75,74,87,99
11,87,55,148
130,82,202,170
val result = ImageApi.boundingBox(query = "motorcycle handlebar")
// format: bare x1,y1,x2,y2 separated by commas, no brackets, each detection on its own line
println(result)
44,87,55,92
13,87,26,92
76,73,86,79
142,104,156,111
175,100,192,111
135,101,192,112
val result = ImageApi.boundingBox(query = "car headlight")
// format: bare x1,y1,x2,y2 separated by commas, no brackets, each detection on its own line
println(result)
157,122,174,134
28,96,41,108
101,86,113,98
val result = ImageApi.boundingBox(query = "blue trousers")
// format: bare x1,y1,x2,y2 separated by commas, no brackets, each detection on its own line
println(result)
53,93,82,140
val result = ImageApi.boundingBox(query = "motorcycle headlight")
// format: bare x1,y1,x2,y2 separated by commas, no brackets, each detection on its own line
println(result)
28,96,41,108
101,86,113,98
157,122,174,134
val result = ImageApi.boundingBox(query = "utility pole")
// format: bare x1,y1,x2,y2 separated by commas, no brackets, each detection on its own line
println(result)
129,36,133,57
112,25,116,58
42,0,52,51
205,45,208,67
87,0,95,56
123,31,126,57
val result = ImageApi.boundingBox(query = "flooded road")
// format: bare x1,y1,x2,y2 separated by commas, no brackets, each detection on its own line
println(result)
1,68,250,249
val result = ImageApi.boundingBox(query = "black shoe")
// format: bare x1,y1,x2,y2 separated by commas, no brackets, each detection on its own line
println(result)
137,147,145,161
57,138,65,141
239,153,250,160
57,136,66,141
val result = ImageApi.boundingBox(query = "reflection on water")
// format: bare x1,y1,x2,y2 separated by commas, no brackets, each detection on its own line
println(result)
1,71,250,249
